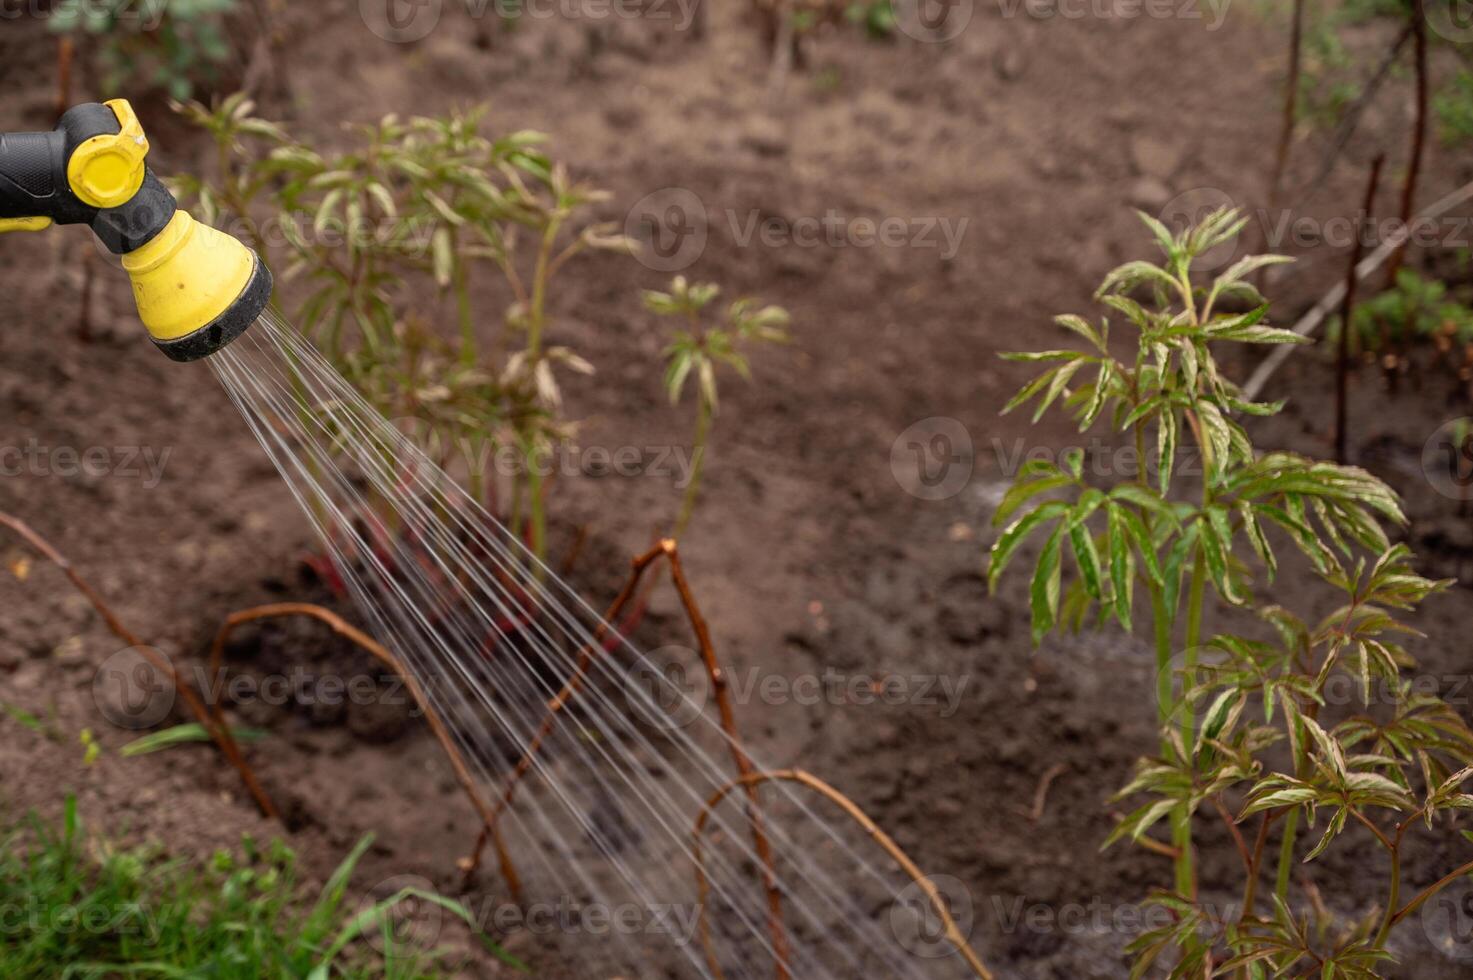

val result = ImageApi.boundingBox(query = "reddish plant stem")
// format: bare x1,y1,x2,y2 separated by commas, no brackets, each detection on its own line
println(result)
0,512,277,820
460,542,667,889
1211,795,1253,873
55,37,74,121
1384,0,1427,288
662,539,791,980
1253,0,1305,277
1335,154,1384,463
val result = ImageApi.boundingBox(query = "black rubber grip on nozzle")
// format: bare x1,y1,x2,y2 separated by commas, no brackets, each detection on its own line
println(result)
151,253,273,363
0,104,174,253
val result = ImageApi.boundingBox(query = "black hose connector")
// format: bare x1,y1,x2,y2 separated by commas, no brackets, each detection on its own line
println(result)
0,102,175,254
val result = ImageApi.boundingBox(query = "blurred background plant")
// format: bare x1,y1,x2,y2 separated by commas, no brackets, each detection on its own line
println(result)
645,276,791,538
1328,268,1473,396
1289,0,1471,143
48,0,239,100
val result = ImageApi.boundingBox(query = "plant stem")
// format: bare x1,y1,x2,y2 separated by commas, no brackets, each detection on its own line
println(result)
521,218,562,569
454,254,476,368
1335,155,1385,463
674,395,713,540
1171,549,1207,898
1151,586,1173,729
1275,808,1299,903
1374,837,1401,948
1384,0,1427,287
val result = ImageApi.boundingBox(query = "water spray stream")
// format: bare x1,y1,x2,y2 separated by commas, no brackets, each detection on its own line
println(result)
207,309,983,979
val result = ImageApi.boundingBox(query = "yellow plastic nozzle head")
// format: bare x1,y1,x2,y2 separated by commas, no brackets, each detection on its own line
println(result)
121,211,272,361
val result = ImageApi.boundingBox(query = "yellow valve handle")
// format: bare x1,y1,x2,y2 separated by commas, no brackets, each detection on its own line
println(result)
0,217,53,233
66,99,149,209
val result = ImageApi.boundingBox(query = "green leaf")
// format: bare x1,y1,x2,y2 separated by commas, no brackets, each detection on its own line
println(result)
1070,521,1105,601
1030,525,1065,643
1096,260,1177,298
121,724,268,758
1108,505,1134,628
1054,313,1105,352
994,474,1073,527
988,501,1069,592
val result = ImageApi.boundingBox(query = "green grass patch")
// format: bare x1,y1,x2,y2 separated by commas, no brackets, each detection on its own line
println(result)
0,795,524,978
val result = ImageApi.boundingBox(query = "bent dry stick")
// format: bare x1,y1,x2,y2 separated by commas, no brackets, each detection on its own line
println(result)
484,537,793,980
0,511,278,820
693,769,995,980
204,601,520,897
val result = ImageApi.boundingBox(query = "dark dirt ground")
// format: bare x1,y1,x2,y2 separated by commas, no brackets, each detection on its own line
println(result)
3,1,1473,977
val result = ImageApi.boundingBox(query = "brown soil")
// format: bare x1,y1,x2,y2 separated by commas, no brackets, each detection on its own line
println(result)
3,2,1473,977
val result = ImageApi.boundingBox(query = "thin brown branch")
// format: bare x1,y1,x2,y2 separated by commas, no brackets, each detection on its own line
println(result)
1389,858,1473,929
55,37,74,122
1240,810,1276,919
1351,808,1394,853
693,769,995,980
462,543,666,889
205,602,510,892
1268,0,1304,213
1211,795,1253,874
486,542,665,823
1384,0,1427,287
1335,154,1384,463
0,512,277,820
1303,24,1412,192
1027,762,1067,823
661,538,791,980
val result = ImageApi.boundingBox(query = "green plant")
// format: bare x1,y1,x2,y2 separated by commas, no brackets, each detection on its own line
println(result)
843,0,896,39
990,208,1473,976
1331,268,1473,387
0,796,521,977
645,276,791,538
173,95,630,566
49,0,238,100
1435,69,1473,144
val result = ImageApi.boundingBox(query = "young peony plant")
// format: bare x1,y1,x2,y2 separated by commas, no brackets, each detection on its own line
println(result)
989,208,1473,977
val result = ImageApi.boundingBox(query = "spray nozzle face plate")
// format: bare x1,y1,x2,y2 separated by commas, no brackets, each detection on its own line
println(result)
151,250,274,363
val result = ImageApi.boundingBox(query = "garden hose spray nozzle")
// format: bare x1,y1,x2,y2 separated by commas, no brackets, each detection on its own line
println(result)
0,100,271,361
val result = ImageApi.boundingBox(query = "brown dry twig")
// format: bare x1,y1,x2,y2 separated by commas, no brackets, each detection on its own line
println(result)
480,538,791,978
0,511,278,820
1025,762,1068,824
460,541,667,891
693,768,995,980
204,601,520,897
